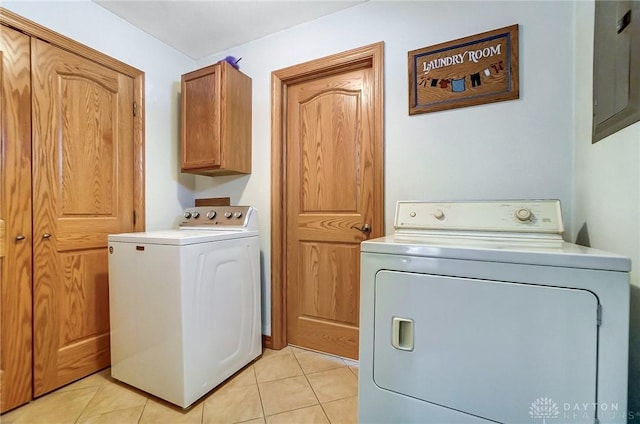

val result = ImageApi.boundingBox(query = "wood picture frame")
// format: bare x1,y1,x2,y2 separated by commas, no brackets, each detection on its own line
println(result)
409,24,519,115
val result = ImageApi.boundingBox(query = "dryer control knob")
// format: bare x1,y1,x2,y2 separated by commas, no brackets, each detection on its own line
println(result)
224,212,233,219
184,212,192,219
515,208,533,222
192,211,200,219
234,212,243,219
434,210,445,220
206,211,216,220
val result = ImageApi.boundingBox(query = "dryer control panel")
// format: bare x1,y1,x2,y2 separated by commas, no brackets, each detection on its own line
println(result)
395,200,564,235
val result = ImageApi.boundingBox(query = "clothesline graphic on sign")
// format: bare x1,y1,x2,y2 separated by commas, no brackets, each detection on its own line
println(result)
418,60,505,92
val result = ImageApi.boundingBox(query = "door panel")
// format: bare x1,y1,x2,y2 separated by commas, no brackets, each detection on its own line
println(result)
60,78,117,216
374,271,598,423
31,38,134,396
58,250,110,344
286,64,378,359
0,25,33,414
300,242,359,324
299,91,360,212
181,67,221,167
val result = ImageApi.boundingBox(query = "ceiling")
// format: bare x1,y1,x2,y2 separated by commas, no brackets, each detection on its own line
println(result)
93,1,364,60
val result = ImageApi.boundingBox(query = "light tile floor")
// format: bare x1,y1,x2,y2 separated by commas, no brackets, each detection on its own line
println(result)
1,346,359,424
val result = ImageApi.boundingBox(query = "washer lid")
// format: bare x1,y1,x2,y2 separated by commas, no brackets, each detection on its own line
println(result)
108,229,258,245
361,235,631,272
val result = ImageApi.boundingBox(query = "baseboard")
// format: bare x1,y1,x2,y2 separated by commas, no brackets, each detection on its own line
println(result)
262,335,272,349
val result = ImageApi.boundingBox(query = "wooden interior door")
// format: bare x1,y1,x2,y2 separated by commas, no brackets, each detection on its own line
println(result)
0,25,34,413
280,44,384,359
31,38,135,396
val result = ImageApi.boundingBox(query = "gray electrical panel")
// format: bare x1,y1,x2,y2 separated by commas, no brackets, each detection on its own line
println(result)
593,0,640,143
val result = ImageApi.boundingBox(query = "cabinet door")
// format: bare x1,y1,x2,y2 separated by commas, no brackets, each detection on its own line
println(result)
0,25,34,414
181,64,222,170
31,38,135,396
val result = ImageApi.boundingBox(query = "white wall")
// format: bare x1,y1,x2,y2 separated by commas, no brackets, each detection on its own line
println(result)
573,1,640,414
3,0,197,230
193,1,576,336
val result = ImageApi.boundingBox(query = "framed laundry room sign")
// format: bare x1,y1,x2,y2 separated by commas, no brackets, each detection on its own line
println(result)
408,24,519,115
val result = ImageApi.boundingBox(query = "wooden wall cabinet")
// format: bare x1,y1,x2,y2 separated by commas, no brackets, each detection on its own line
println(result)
181,61,252,176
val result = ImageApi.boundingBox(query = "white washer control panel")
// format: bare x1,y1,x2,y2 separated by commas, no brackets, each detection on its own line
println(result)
395,200,564,234
179,206,257,229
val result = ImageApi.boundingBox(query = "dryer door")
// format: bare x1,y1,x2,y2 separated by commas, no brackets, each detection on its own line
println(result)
373,271,599,423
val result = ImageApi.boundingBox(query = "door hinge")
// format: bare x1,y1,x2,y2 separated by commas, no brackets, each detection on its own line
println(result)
597,304,602,326
133,101,137,117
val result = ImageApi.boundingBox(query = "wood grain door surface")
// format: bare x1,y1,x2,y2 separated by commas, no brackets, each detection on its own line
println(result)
1,25,34,413
31,38,134,396
284,54,382,359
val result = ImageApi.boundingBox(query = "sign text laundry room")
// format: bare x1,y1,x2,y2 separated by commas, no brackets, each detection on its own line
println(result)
408,24,519,115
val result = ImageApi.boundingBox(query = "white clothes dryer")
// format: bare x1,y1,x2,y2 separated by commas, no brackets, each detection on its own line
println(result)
359,200,630,424
108,206,261,408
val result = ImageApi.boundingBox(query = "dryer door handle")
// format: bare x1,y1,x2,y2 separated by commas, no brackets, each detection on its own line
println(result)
391,317,414,351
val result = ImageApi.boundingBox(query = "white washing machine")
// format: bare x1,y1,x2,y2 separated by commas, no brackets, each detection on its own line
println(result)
359,200,630,424
107,206,261,408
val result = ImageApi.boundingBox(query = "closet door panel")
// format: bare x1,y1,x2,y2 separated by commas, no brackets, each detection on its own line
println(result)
0,25,34,414
31,38,135,396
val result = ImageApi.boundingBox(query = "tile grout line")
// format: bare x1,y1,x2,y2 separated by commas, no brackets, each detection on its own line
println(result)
197,397,203,424
73,378,107,424
136,398,149,424
290,346,334,424
252,364,267,424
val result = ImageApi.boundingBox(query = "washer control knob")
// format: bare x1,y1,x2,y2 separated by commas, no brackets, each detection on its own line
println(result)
206,210,216,220
184,212,192,219
192,211,200,219
224,212,233,219
234,212,243,219
434,209,445,220
515,208,533,222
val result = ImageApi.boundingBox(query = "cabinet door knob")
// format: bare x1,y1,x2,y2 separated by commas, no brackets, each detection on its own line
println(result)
16,235,26,241
42,233,52,239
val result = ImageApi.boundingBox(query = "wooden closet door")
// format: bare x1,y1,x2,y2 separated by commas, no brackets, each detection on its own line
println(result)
0,25,34,414
31,38,135,396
